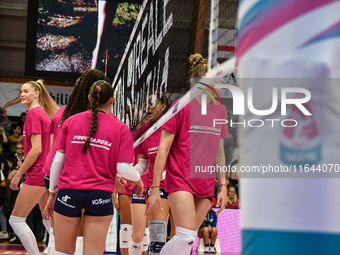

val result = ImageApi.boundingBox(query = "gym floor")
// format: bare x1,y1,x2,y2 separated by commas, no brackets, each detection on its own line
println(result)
0,243,241,255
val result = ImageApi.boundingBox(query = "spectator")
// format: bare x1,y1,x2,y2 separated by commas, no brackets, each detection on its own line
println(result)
6,156,22,245
198,201,218,253
17,113,26,131
0,158,13,240
0,125,8,153
226,187,239,207
0,108,12,137
226,178,233,189
0,126,8,171
8,143,24,163
5,143,25,176
8,124,23,153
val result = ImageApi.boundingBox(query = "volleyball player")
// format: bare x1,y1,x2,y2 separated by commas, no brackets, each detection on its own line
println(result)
44,80,143,255
132,94,171,255
114,179,133,255
9,80,59,255
43,69,110,254
146,54,228,255
129,162,149,255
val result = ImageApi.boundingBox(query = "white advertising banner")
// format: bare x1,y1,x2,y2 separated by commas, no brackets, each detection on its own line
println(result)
104,207,118,253
0,82,74,117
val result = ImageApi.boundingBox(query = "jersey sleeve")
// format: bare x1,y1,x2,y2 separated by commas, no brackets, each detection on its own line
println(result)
49,116,57,134
25,109,43,137
163,102,180,134
134,143,145,155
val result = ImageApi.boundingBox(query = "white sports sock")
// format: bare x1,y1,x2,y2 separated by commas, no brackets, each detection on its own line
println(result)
49,227,55,255
129,240,143,255
74,236,83,255
43,219,51,234
160,227,196,255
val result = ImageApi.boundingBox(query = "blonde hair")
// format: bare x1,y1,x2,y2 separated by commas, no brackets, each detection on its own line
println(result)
189,53,208,79
227,186,238,204
25,80,59,119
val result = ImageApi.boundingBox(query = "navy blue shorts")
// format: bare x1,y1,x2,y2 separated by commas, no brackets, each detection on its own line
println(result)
131,190,147,204
146,188,169,199
44,175,50,189
54,189,113,217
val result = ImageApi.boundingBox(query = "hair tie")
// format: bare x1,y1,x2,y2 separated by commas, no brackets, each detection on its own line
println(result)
192,57,203,66
96,86,101,92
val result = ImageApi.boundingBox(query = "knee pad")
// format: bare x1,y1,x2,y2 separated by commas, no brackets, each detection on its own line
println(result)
43,219,51,234
120,224,132,248
148,220,167,254
129,240,143,255
175,226,196,245
9,216,31,237
160,227,196,255
142,227,150,252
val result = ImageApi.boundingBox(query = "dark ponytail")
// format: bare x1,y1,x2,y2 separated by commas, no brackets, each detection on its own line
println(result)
83,80,113,153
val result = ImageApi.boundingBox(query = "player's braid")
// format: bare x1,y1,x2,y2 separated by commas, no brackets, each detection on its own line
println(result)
83,86,100,153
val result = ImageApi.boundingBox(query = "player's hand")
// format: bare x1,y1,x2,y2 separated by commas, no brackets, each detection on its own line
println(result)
44,192,57,219
10,174,21,190
115,174,125,193
116,174,127,184
216,185,227,215
145,187,162,216
136,179,144,198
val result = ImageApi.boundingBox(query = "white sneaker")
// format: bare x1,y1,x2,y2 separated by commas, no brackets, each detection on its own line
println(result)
9,236,17,242
210,246,216,253
204,246,210,253
0,231,9,239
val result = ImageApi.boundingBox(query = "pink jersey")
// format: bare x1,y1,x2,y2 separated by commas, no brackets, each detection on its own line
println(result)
135,127,166,189
23,106,51,186
163,98,228,197
56,110,134,193
43,105,66,176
